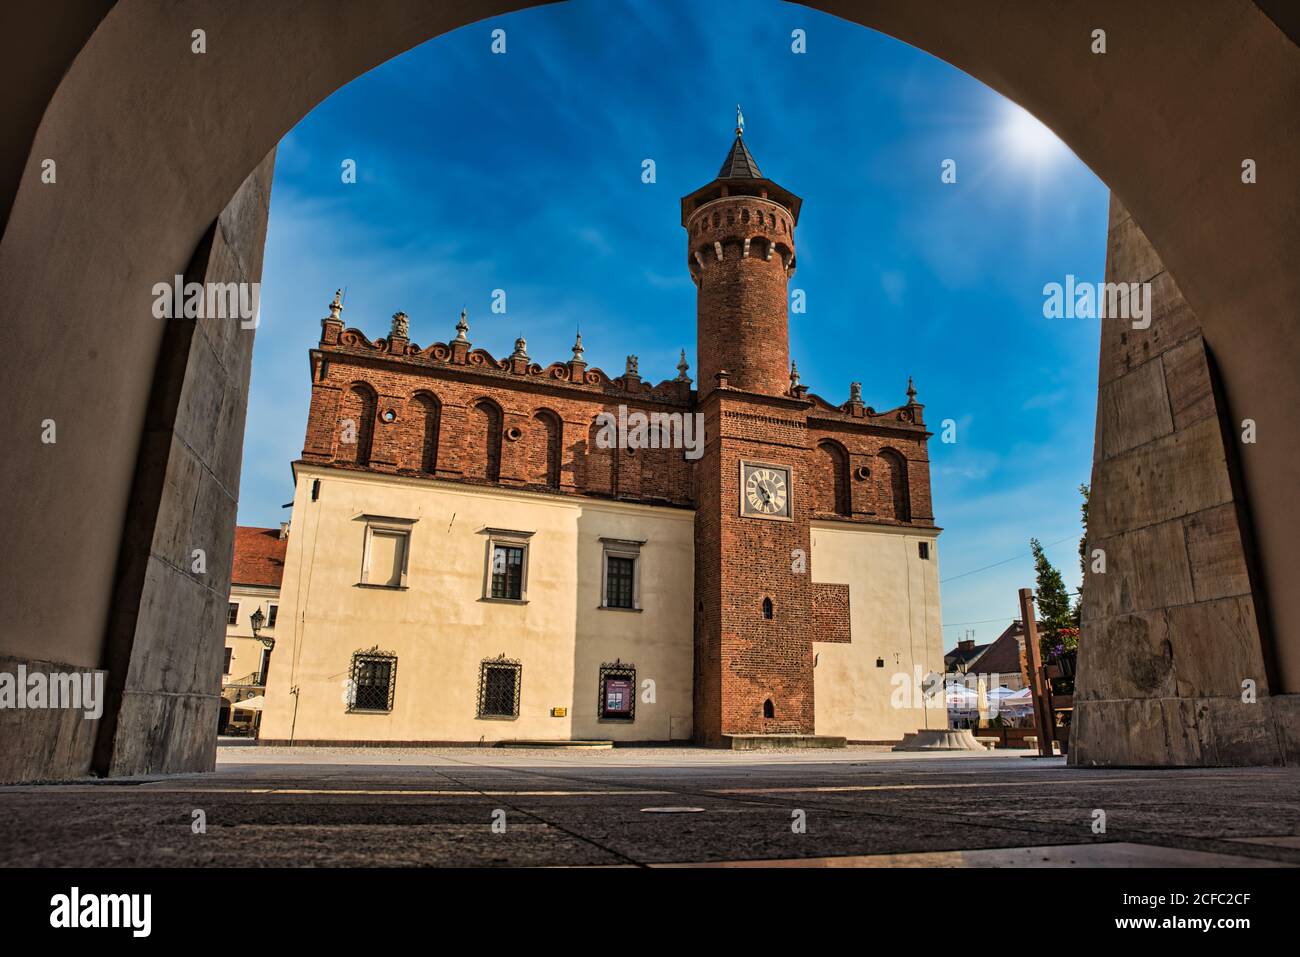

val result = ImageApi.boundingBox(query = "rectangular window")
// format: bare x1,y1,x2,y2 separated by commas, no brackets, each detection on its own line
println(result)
223,647,232,675
349,650,397,713
369,530,406,586
482,529,533,603
605,556,635,609
359,515,417,588
226,602,239,625
918,541,930,560
598,663,636,721
266,603,278,629
478,659,522,718
491,545,524,599
599,538,644,610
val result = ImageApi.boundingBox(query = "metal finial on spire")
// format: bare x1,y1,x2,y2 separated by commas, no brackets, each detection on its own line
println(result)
736,103,745,136
906,376,917,402
454,307,469,343
789,360,800,388
676,349,691,382
572,329,585,361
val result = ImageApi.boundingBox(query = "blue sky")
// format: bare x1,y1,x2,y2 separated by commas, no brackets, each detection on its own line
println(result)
239,0,1107,651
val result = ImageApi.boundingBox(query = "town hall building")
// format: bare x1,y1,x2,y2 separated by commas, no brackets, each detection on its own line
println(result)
259,128,947,746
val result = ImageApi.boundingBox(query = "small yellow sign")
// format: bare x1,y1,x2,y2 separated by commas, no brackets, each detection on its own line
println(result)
551,707,567,717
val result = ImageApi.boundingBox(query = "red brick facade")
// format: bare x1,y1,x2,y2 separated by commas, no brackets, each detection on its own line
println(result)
298,133,936,743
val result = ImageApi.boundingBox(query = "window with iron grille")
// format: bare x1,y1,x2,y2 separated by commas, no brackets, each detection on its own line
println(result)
598,662,636,721
491,545,524,600
227,602,239,625
605,556,635,609
477,657,521,718
348,649,397,713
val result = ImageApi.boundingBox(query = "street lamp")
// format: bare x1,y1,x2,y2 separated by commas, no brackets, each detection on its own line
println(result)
249,607,273,650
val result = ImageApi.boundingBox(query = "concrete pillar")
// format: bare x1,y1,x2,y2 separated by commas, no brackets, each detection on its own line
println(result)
91,153,275,779
1070,196,1299,767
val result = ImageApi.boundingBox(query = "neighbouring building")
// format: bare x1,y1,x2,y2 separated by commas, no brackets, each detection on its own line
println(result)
259,126,946,746
944,622,1033,693
221,524,289,735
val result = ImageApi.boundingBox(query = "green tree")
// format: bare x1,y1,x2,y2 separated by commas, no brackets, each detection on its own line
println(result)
1031,537,1075,661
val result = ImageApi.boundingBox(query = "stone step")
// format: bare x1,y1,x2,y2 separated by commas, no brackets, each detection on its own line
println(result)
722,734,847,750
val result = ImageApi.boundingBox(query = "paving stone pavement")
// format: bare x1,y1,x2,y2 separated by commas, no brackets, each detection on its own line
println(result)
2,745,1298,867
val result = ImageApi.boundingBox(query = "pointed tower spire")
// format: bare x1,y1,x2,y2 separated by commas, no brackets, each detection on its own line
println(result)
717,132,763,179
906,376,918,403
676,349,692,383
450,307,471,364
569,328,587,382
320,288,345,345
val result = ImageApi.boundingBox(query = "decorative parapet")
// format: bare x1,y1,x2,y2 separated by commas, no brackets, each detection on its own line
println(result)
322,314,692,405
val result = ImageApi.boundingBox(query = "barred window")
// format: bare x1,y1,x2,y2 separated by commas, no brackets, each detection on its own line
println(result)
227,602,239,625
349,649,397,713
605,556,635,609
599,662,636,721
478,657,522,718
491,545,524,600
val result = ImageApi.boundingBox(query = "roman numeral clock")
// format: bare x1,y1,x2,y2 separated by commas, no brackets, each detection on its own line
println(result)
739,460,793,521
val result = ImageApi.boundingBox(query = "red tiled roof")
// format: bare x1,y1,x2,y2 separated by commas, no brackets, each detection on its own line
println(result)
232,526,287,588
976,622,1032,677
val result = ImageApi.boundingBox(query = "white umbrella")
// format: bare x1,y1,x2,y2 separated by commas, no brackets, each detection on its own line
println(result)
232,695,264,711
945,683,978,706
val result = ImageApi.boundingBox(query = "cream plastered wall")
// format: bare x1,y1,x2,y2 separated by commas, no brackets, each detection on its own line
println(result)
224,584,278,688
259,466,695,743
811,521,946,741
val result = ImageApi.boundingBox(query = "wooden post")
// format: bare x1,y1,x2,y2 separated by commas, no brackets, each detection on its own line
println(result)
1018,588,1054,757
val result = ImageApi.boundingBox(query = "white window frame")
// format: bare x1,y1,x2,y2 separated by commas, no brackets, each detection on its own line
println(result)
599,538,644,611
227,601,240,626
359,514,417,588
482,528,534,603
266,602,279,629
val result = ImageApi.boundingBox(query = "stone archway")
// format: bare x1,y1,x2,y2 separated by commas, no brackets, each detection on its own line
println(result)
0,1,1296,780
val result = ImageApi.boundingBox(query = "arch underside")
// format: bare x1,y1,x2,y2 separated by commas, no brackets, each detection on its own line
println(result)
0,1,1296,779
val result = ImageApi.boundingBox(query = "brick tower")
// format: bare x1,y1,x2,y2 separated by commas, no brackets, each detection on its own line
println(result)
685,116,816,743
683,119,802,398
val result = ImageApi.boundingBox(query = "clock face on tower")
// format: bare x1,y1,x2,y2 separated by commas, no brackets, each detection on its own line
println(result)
740,461,793,521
